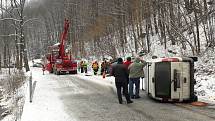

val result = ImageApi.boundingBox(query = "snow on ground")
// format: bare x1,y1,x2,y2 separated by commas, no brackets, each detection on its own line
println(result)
2,58,214,121
195,74,215,104
76,68,146,91
21,68,74,121
0,69,26,121
76,73,114,87
193,50,215,104
20,67,146,121
1,86,26,121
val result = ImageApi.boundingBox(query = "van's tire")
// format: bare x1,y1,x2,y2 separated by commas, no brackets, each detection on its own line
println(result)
192,95,198,102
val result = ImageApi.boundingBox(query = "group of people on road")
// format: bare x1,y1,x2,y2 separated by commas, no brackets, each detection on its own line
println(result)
78,57,146,104
78,60,112,75
111,57,146,104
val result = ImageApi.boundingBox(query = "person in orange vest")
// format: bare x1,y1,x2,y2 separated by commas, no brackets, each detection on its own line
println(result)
92,61,99,75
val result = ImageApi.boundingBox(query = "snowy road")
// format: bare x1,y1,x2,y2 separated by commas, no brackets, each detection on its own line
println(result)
21,68,215,121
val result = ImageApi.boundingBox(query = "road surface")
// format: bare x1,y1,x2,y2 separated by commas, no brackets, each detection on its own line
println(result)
22,68,215,121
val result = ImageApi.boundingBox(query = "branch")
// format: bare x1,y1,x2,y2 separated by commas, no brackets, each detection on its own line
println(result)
0,6,14,16
23,18,42,25
0,18,21,22
13,0,21,17
0,34,21,38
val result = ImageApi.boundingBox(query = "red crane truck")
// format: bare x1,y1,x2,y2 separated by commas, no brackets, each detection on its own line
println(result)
45,19,77,75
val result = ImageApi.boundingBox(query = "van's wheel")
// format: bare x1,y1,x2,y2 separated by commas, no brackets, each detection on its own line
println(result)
192,95,198,102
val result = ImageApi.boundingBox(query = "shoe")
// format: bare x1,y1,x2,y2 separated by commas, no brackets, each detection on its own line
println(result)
131,95,135,99
119,102,123,104
135,96,141,99
127,100,133,104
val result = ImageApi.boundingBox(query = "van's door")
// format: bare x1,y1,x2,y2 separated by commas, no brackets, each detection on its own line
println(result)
171,62,183,100
155,62,171,98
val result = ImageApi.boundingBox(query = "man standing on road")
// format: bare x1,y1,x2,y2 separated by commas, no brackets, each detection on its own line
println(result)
124,57,132,85
111,58,133,104
124,57,132,68
128,57,146,99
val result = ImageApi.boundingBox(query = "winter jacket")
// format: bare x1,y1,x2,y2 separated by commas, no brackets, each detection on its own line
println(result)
111,62,128,83
82,62,88,68
92,62,99,69
124,61,132,69
128,58,146,78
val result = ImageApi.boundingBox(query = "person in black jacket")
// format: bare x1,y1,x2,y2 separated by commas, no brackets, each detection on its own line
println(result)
111,58,133,104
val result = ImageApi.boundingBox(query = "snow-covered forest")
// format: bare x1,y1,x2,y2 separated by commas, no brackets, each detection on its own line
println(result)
1,0,215,63
0,0,215,121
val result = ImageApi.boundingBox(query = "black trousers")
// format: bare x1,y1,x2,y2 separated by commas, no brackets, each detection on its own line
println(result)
80,67,84,73
93,69,98,75
115,81,131,103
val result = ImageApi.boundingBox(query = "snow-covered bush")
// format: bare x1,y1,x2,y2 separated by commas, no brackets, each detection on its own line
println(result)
194,49,215,102
0,70,26,121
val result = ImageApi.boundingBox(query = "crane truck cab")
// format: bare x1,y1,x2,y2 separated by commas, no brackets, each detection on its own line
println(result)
45,44,77,75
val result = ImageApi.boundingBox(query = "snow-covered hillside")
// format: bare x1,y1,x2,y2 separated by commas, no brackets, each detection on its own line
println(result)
0,69,26,121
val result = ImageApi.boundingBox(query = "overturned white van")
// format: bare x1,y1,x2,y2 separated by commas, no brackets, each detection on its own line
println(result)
145,57,198,102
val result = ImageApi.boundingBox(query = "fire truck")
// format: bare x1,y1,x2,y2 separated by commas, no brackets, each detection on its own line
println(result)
45,19,77,75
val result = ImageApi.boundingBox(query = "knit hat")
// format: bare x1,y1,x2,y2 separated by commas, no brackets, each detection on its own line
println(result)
126,57,131,61
117,58,123,63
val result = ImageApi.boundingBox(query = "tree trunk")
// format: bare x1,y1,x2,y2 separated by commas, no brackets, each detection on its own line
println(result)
15,22,21,69
146,22,150,53
8,46,11,75
0,54,1,73
4,44,7,67
131,17,138,54
194,7,201,55
19,0,30,72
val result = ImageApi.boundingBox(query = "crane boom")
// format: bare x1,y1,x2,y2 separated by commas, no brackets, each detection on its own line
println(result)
59,19,69,58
